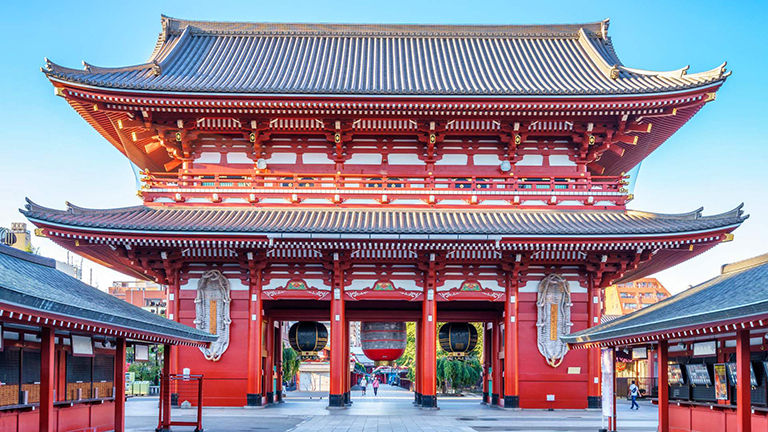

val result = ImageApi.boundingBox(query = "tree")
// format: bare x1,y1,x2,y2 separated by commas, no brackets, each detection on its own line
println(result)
282,345,300,383
395,321,484,392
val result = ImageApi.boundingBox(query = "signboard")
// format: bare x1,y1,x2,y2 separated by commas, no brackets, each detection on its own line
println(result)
692,341,716,357
71,335,94,357
686,363,711,386
714,363,728,400
668,364,685,385
727,362,758,386
601,348,614,418
134,344,149,362
632,346,647,360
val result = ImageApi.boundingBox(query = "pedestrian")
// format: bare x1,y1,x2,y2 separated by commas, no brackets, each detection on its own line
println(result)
629,380,640,410
372,376,380,396
360,376,367,396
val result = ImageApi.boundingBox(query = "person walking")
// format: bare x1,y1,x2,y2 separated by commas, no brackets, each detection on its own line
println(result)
372,376,380,396
360,376,367,397
629,380,640,410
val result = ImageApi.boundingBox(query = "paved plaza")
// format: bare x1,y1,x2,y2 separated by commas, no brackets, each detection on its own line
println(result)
125,385,658,431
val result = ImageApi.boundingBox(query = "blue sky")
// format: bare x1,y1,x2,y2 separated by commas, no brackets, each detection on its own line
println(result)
0,1,766,292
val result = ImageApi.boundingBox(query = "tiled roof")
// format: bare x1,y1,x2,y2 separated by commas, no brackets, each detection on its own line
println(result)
21,200,746,237
42,16,728,96
0,244,216,344
563,253,768,345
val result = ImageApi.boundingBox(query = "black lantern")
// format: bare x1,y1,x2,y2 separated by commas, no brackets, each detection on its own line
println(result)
288,321,328,359
439,322,478,356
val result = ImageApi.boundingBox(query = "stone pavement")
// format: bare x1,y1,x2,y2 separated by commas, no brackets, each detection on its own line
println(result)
125,384,658,431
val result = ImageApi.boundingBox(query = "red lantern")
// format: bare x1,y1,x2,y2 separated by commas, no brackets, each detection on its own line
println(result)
361,322,406,362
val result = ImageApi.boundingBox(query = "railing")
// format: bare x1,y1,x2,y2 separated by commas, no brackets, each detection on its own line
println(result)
140,170,629,207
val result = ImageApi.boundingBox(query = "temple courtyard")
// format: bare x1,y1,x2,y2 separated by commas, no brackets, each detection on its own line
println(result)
124,385,658,431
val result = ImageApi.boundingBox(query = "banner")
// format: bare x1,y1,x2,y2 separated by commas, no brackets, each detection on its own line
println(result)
601,348,614,418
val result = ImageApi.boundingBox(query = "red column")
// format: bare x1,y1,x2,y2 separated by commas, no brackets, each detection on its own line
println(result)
736,329,751,432
39,326,55,432
491,321,501,406
587,278,601,408
161,344,172,430
265,318,275,404
658,340,669,432
503,277,518,408
414,319,421,405
275,322,284,402
329,255,346,407
167,278,180,377
114,337,126,432
343,320,350,405
483,323,490,404
247,264,263,406
421,257,438,408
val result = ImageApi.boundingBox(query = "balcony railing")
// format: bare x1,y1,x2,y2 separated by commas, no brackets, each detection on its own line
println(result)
139,171,629,207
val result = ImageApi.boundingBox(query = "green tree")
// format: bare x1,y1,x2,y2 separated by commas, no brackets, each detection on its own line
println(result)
282,345,300,383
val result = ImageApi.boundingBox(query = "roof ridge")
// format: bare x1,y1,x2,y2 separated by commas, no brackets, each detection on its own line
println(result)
159,14,607,38
721,252,768,275
0,244,55,268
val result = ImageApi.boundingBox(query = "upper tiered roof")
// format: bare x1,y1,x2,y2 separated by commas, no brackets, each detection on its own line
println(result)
43,16,728,96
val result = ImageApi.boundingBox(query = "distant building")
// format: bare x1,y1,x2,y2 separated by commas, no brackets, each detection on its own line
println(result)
604,278,671,316
604,278,671,385
108,280,167,316
4,222,32,251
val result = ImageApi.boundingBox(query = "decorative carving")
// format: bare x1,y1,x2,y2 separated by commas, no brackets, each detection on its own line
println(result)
460,281,481,291
194,270,231,361
536,274,573,367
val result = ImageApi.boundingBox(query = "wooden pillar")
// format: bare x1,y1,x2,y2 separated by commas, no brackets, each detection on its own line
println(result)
736,329,751,432
658,340,669,432
587,277,602,408
503,276,518,408
39,326,55,432
421,255,438,408
611,348,617,431
246,263,264,406
343,320,350,405
167,277,180,378
265,318,275,404
483,323,490,404
161,344,172,430
328,254,346,407
491,321,501,406
275,322,284,402
114,337,126,432
414,319,421,405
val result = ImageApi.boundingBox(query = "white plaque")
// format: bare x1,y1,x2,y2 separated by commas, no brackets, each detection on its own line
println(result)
693,341,716,357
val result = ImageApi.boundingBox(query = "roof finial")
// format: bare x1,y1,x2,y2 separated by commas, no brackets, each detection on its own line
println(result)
600,18,610,39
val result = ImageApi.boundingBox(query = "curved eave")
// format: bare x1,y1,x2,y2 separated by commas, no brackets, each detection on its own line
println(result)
45,73,727,100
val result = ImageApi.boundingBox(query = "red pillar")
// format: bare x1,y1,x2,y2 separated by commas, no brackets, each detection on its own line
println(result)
265,318,275,404
587,278,601,408
161,344,172,431
39,326,55,432
247,265,264,406
503,277,518,408
736,329,751,432
483,323,490,404
491,321,501,406
343,320,350,405
114,337,126,432
329,254,346,407
658,340,669,432
167,278,180,378
421,257,438,408
414,319,421,405
275,322,284,402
